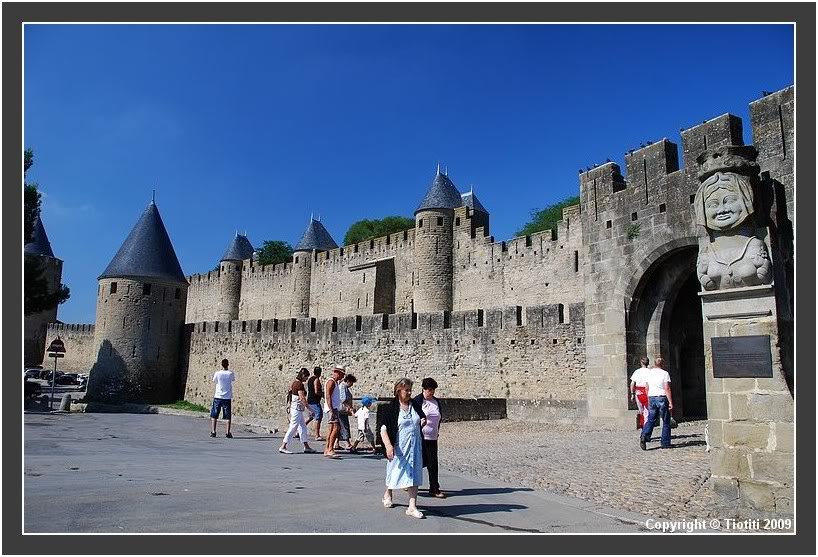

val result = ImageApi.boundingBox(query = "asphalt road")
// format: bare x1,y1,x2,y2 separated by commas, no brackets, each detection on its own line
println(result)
24,412,651,533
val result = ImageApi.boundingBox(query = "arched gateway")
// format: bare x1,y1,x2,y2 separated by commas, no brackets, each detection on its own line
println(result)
624,241,706,420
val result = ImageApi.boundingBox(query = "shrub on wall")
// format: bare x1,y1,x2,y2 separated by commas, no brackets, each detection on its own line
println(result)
516,196,580,237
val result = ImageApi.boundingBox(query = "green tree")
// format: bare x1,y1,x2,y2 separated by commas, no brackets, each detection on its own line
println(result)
343,216,415,246
515,195,580,237
24,148,70,316
256,240,294,266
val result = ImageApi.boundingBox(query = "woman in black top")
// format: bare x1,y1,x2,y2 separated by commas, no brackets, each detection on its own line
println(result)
305,367,324,441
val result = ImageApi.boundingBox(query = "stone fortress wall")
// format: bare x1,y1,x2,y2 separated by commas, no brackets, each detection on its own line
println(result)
577,87,794,422
44,323,96,373
184,203,583,323
181,302,586,419
45,87,793,422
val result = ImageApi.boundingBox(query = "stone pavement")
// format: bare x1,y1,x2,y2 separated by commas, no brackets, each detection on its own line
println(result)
23,412,654,534
437,419,722,519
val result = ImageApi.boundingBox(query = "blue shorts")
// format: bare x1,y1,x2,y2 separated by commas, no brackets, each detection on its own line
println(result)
308,403,323,421
211,398,232,419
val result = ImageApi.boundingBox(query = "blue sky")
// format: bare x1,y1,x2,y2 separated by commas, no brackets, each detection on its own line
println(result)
24,24,794,324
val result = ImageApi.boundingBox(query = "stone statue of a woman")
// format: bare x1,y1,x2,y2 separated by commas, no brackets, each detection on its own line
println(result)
694,147,772,291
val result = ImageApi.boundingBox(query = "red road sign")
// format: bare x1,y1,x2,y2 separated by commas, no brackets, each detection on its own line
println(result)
47,338,66,353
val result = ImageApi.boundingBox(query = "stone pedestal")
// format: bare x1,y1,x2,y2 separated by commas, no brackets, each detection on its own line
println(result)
700,285,793,518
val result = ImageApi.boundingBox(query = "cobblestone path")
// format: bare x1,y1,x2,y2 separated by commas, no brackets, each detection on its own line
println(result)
438,419,721,519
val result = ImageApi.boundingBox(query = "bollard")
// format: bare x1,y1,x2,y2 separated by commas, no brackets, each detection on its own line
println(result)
59,393,73,411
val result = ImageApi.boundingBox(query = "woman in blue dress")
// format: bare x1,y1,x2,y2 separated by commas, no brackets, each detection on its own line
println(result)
379,377,426,519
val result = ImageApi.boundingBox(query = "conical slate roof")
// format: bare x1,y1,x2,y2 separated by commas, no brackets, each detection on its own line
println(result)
461,189,488,214
294,218,338,252
24,215,56,258
98,201,187,284
221,234,254,262
415,171,463,214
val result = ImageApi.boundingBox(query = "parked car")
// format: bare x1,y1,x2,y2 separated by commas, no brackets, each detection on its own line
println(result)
44,371,64,382
55,373,80,386
24,379,42,399
78,374,88,389
24,368,42,380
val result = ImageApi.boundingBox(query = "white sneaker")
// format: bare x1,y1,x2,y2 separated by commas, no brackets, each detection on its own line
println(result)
278,447,293,454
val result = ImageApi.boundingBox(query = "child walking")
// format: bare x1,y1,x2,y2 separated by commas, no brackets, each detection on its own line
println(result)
350,396,376,453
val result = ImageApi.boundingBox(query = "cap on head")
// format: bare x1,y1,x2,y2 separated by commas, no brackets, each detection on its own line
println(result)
360,395,375,407
332,366,346,376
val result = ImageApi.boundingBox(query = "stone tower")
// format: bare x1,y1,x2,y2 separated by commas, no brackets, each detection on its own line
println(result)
24,215,63,366
217,233,254,321
87,201,189,403
292,217,338,317
460,187,490,236
413,168,462,313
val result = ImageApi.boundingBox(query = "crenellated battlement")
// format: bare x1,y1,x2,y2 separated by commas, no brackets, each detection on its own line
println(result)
47,322,95,333
311,226,417,270
578,87,793,234
188,302,584,343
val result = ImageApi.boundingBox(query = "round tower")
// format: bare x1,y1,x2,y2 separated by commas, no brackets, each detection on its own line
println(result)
217,233,254,321
24,215,64,366
88,200,189,404
292,216,338,317
413,167,461,313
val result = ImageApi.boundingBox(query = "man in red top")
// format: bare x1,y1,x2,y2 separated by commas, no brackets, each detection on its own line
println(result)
279,368,316,454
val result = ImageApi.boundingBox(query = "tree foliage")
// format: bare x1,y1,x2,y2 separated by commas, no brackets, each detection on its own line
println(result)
24,148,70,316
24,149,40,244
343,216,415,246
515,196,580,237
256,240,294,266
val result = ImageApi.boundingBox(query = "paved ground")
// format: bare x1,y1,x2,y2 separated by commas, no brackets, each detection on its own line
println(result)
437,419,722,520
23,412,654,534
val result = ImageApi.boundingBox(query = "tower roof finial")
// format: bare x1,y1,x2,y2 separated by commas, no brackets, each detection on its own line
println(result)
444,164,448,176
152,189,155,203
436,162,441,175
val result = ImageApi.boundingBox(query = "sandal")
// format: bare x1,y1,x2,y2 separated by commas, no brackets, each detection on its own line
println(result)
315,436,325,441
382,496,393,508
405,507,424,519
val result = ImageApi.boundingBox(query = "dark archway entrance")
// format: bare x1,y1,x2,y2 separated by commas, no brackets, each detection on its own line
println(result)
626,246,706,420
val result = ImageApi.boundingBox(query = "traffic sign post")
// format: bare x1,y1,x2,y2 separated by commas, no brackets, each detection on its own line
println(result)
46,337,67,411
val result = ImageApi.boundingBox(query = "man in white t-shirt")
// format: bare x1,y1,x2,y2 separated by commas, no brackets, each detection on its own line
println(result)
210,358,235,438
639,357,674,450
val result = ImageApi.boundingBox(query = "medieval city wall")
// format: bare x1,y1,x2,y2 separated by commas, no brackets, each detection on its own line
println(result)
184,204,585,324
452,204,584,311
182,302,586,421
307,228,417,318
578,87,794,422
43,323,96,372
235,261,295,320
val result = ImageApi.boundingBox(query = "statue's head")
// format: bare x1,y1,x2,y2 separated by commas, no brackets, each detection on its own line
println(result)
694,146,759,231
695,172,754,231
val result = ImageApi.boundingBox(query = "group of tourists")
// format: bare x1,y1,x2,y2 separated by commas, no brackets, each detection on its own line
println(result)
629,356,674,450
208,358,445,519
279,365,366,457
